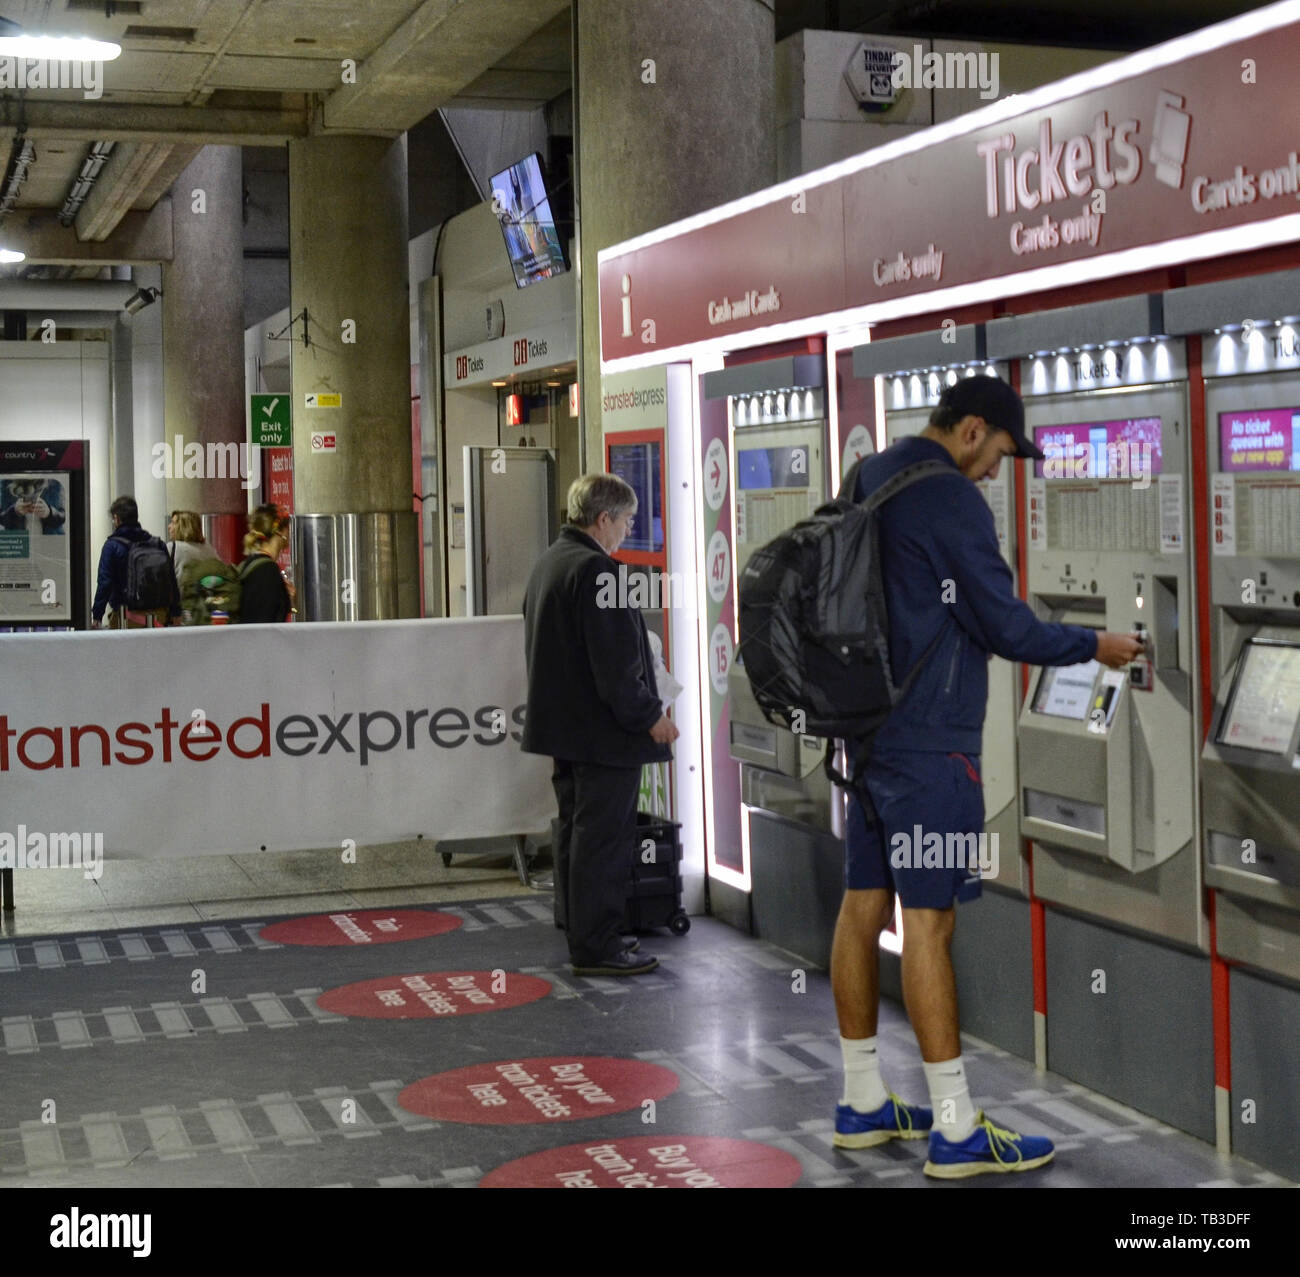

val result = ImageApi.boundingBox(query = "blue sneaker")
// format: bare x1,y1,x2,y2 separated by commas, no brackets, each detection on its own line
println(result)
834,1094,933,1148
923,1111,1055,1178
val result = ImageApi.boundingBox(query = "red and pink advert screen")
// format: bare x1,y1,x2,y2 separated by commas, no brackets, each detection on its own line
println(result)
1033,418,1164,479
1218,408,1300,472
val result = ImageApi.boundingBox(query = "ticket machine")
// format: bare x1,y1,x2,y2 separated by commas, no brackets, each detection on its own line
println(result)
850,325,1030,1057
701,355,837,962
1193,308,1300,984
991,297,1211,1140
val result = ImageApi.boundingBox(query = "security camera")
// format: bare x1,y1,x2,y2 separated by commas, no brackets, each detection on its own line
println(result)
122,286,161,318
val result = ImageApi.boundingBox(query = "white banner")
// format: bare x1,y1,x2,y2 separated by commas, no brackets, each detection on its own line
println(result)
1,616,555,858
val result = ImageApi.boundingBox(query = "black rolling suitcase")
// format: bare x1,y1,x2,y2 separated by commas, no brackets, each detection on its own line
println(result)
552,812,691,937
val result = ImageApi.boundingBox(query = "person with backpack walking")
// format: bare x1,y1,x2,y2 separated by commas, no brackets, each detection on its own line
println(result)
237,505,294,624
827,378,1145,1175
91,496,180,629
167,510,241,625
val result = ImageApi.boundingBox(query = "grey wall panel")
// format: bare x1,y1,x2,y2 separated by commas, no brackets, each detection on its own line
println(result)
748,812,843,968
1230,968,1300,1181
851,324,983,378
951,888,1035,1060
1045,909,1214,1141
1164,268,1300,335
987,294,1163,358
701,354,824,400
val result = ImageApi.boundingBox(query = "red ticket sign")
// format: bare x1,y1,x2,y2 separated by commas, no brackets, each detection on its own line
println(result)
399,1057,679,1125
259,909,461,947
480,1135,803,1188
316,970,551,1019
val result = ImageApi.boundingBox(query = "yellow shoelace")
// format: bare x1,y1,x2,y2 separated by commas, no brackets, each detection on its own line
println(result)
977,1113,1025,1164
888,1092,914,1134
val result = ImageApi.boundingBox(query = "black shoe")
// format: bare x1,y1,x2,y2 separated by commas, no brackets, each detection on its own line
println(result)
622,935,640,953
572,951,659,977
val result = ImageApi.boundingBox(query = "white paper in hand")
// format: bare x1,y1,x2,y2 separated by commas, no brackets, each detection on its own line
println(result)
647,630,684,708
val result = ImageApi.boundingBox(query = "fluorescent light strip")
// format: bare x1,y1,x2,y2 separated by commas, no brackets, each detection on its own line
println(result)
597,0,1300,265
601,211,1300,376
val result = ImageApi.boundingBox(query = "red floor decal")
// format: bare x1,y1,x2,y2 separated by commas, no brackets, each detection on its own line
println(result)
399,1057,679,1125
316,970,551,1019
480,1135,803,1188
259,909,461,947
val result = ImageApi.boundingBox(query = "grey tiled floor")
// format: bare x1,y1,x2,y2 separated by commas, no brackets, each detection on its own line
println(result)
0,896,1290,1189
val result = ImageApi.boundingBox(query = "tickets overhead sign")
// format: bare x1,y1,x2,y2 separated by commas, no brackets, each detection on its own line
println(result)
445,321,577,387
599,12,1300,360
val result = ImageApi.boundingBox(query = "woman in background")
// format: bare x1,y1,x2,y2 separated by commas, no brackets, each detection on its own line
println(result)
166,510,219,592
237,505,295,623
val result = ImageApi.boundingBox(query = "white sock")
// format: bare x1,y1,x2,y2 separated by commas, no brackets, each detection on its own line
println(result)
839,1035,890,1112
922,1056,978,1142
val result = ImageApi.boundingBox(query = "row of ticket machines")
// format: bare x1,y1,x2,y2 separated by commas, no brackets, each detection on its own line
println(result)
721,274,1300,1167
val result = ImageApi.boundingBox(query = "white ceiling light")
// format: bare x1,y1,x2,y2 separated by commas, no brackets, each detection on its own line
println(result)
0,17,120,61
0,248,23,263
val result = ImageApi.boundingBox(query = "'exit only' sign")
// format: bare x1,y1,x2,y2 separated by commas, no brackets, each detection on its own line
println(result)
251,394,291,446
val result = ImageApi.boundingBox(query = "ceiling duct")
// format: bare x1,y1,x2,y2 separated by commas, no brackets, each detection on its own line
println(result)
58,141,116,226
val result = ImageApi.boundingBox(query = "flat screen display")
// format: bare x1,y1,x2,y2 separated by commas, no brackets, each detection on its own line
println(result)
737,445,811,491
1034,418,1163,480
1031,659,1102,720
1218,407,1300,473
488,153,568,290
607,440,663,554
1217,640,1300,755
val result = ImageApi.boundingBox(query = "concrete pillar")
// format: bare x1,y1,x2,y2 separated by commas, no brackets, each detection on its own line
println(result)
575,0,775,459
127,263,167,539
162,147,247,562
287,133,418,620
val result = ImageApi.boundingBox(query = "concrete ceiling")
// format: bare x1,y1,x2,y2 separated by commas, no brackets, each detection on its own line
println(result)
0,0,570,267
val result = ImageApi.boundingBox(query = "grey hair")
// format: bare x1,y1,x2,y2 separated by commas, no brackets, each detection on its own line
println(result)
567,472,637,527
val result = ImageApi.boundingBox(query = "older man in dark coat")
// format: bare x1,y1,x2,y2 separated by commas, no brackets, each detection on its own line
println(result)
522,472,679,976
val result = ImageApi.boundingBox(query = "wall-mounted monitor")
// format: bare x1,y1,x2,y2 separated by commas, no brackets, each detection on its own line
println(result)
489,153,568,290
607,439,664,554
1217,639,1300,755
1218,407,1300,473
1031,658,1102,720
1034,418,1164,480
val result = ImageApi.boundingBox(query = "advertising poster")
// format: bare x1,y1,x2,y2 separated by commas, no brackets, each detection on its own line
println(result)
0,471,72,622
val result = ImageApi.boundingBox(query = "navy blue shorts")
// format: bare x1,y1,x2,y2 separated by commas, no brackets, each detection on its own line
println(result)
844,749,986,909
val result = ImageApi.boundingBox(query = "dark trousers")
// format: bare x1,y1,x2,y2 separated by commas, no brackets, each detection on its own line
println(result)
552,759,640,963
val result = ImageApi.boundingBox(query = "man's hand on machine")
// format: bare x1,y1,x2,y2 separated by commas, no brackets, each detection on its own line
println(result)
650,714,680,744
1095,631,1147,669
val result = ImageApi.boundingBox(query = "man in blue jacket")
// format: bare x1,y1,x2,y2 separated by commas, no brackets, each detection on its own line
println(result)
831,377,1143,1177
91,496,179,628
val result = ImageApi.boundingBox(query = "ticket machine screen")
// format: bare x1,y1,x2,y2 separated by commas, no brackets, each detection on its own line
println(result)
1218,407,1300,473
737,445,811,491
1034,418,1164,479
1032,658,1102,720
1217,640,1300,755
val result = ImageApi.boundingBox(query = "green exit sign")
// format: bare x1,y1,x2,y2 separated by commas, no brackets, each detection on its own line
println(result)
251,394,292,446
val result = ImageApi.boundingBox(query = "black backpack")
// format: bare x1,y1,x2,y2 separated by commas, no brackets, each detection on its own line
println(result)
736,457,950,793
123,536,176,611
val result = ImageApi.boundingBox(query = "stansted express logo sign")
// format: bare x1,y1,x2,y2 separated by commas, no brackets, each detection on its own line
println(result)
0,700,526,772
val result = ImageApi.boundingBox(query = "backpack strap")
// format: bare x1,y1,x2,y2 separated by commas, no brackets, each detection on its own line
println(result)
857,458,953,512
238,555,277,581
